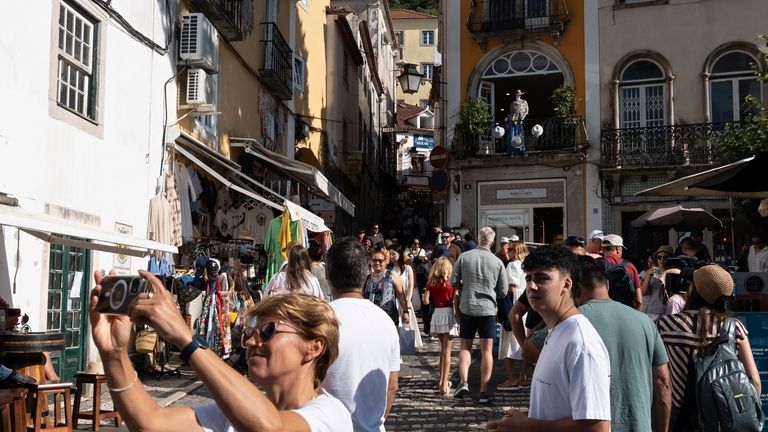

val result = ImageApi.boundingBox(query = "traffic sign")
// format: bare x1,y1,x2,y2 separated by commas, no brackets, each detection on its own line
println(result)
429,145,448,169
430,169,449,192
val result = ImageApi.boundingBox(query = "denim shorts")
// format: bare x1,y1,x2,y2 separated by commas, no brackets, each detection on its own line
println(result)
458,312,497,339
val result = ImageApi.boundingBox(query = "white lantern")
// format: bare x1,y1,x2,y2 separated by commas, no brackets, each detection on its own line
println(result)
493,125,505,138
532,124,544,138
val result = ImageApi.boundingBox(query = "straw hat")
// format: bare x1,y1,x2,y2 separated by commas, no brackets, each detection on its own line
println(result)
693,265,734,304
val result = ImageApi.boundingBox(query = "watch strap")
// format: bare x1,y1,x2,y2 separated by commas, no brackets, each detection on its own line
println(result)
180,336,207,363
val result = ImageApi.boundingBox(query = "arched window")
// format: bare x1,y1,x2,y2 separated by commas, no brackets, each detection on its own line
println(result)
618,59,666,128
709,51,762,123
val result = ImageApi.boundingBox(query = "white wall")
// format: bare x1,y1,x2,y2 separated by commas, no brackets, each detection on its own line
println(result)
0,0,176,331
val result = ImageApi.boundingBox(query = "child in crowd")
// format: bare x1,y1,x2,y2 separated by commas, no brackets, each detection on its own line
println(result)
422,257,458,395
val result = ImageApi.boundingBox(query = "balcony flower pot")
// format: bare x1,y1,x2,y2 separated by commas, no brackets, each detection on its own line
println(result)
459,97,493,155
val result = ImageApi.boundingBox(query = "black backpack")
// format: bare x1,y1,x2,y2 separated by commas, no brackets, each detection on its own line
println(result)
598,258,635,307
686,317,764,431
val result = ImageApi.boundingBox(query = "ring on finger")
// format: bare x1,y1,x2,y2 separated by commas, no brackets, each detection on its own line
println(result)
147,292,154,299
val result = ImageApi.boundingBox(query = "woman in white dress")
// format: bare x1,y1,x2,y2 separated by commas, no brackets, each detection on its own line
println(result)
498,241,529,390
390,248,423,348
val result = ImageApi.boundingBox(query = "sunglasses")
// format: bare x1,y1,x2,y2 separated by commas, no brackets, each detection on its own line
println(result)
242,319,300,346
371,258,385,264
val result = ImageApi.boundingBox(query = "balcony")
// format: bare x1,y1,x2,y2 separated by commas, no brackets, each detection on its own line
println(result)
600,122,740,169
466,0,569,35
259,22,293,100
452,117,586,161
189,0,254,41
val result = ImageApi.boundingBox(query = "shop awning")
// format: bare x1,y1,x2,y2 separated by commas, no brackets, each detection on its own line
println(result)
173,144,283,211
233,139,355,217
0,204,178,258
174,142,332,232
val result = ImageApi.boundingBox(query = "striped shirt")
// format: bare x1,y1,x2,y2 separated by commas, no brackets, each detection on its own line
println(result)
656,310,747,408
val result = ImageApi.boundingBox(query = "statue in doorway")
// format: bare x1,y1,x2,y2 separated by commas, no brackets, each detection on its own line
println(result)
504,89,528,156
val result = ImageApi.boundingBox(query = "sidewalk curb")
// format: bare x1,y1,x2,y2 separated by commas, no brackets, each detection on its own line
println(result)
159,380,204,407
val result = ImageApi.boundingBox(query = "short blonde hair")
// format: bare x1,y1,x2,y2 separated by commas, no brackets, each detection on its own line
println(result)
508,241,529,261
248,294,339,388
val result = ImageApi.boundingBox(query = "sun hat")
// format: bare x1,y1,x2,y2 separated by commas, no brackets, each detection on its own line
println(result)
601,234,626,249
653,245,674,258
588,230,605,240
693,265,734,304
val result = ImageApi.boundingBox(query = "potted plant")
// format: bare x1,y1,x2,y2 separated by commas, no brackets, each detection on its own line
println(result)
459,97,492,136
551,84,578,127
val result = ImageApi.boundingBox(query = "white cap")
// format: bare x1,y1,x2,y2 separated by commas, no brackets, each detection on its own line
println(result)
500,237,510,244
509,235,520,241
601,234,626,249
588,230,605,240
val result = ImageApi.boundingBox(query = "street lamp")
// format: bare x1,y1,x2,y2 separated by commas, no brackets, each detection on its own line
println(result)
397,63,424,95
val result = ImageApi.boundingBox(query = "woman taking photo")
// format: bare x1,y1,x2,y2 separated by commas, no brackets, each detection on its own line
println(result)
657,265,761,429
89,271,352,431
266,244,324,298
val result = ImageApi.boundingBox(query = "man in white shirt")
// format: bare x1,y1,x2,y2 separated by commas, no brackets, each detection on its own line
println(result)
748,232,768,273
321,238,400,432
486,245,610,432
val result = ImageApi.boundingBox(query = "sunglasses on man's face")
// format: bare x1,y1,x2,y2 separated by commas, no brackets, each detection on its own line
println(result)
242,319,300,346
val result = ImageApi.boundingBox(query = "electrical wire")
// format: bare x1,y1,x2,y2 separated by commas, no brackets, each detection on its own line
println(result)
160,66,189,178
91,0,172,55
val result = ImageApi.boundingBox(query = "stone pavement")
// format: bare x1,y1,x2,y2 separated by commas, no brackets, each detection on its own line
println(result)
75,331,530,431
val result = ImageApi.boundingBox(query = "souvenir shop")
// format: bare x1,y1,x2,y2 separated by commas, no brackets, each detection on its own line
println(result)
140,135,338,367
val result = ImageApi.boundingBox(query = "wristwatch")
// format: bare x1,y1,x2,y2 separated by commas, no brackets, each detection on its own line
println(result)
180,335,209,364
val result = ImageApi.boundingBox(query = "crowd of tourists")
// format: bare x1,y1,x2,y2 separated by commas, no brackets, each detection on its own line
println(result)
71,222,763,431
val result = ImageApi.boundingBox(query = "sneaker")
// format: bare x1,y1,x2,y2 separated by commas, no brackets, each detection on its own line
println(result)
453,381,469,399
0,370,37,389
478,392,494,404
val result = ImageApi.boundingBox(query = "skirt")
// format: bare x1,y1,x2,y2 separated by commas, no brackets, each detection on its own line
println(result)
430,307,456,334
498,328,522,360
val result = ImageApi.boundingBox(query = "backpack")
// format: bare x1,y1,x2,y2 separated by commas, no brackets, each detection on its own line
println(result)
598,259,635,307
690,317,764,432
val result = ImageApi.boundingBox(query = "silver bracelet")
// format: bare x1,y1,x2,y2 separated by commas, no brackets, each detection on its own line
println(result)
108,371,138,393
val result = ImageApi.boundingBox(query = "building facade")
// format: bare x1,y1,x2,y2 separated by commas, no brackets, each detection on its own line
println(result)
391,9,439,108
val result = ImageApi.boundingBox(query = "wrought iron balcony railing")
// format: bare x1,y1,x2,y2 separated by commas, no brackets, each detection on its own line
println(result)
259,22,293,100
189,0,254,41
466,0,569,34
600,122,741,169
452,117,586,160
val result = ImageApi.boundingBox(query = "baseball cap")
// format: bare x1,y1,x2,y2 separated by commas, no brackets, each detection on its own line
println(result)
500,237,510,244
601,234,626,249
588,230,605,240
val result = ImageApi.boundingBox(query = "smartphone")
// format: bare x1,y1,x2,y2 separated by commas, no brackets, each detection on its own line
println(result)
95,275,150,315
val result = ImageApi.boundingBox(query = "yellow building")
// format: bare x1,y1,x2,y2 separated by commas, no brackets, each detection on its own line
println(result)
391,9,438,107
439,0,601,241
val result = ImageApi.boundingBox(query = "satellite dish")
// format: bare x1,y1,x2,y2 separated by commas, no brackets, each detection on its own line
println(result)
493,125,505,139
532,124,543,138
511,135,523,148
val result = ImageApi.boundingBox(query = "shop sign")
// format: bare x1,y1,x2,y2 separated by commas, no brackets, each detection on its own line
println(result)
113,222,132,273
347,153,362,175
308,199,335,211
318,210,336,224
481,209,529,227
496,188,547,200
414,134,434,149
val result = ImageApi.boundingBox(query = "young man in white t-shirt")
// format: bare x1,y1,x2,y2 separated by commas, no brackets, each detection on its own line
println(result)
321,238,401,432
487,246,611,432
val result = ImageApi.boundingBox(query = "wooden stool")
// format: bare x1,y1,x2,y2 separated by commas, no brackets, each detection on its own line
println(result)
0,388,28,432
72,373,121,431
27,382,73,432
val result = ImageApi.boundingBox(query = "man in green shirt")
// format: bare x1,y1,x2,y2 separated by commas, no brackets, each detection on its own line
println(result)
524,256,672,432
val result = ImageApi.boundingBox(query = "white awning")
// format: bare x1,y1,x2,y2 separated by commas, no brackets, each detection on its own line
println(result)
0,204,178,258
284,200,331,233
234,139,355,217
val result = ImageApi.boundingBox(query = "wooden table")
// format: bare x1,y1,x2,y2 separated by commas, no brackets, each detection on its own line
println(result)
0,332,65,384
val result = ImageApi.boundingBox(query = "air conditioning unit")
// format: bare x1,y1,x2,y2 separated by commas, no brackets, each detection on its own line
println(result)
179,13,219,72
186,69,211,105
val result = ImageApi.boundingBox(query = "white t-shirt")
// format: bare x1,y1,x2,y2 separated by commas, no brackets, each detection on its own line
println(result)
529,314,611,422
265,271,324,300
320,298,400,432
192,389,352,432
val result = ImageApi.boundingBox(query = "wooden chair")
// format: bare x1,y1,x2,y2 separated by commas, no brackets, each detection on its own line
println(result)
72,373,121,431
27,381,73,432
0,388,27,432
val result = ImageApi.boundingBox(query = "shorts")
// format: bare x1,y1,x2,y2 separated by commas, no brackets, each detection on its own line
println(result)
458,312,496,339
